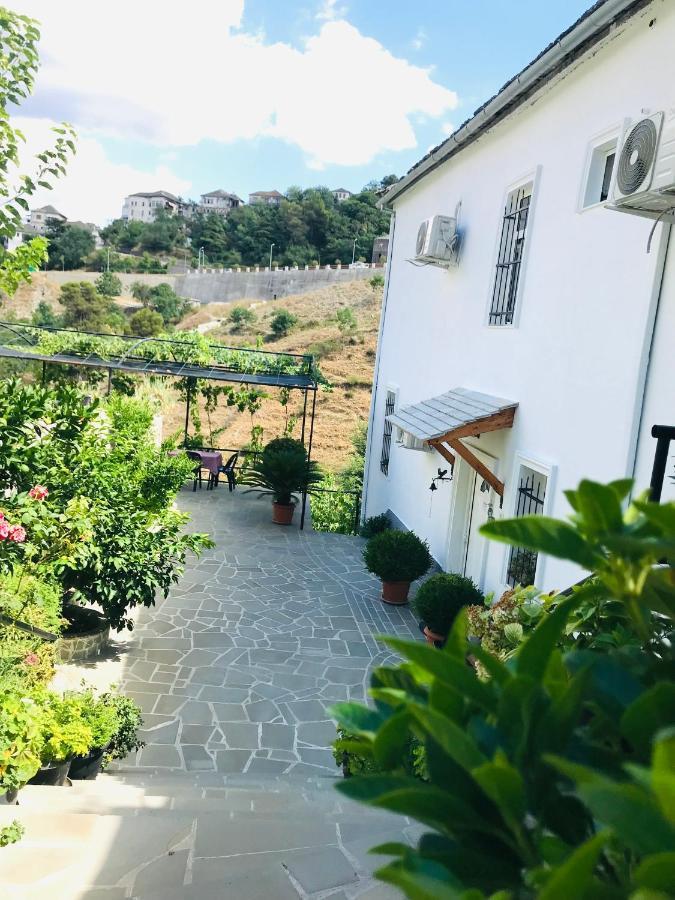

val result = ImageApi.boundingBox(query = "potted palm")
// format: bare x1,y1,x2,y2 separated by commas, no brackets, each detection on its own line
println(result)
413,573,483,646
362,528,431,604
29,692,93,786
241,438,322,525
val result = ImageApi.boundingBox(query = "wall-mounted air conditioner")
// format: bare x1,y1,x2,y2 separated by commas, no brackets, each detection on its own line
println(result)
413,215,459,266
610,111,675,219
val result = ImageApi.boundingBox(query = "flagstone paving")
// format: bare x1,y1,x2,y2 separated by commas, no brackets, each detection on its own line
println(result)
119,487,420,777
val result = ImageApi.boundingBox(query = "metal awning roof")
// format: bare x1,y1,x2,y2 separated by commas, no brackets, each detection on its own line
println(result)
387,387,517,442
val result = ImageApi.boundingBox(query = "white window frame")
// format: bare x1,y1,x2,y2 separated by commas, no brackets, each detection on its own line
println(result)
500,453,556,589
578,123,623,212
485,165,542,330
379,384,399,479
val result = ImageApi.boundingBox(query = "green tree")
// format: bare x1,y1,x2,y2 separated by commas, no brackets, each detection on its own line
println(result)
100,218,144,252
130,281,152,304
336,306,357,333
270,309,297,338
31,300,60,327
139,209,184,253
129,307,163,337
228,305,256,331
147,283,189,324
46,222,95,270
0,10,76,294
95,271,122,297
59,282,112,331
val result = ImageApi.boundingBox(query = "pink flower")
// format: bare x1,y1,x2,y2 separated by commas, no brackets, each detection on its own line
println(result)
24,653,39,666
0,521,8,541
8,525,26,543
28,486,48,501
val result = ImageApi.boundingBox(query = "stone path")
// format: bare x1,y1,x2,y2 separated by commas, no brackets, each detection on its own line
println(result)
119,488,419,777
0,487,423,898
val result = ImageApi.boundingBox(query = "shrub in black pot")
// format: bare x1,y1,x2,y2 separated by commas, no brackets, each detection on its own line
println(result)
362,528,431,605
68,690,119,780
29,692,93,786
413,573,483,645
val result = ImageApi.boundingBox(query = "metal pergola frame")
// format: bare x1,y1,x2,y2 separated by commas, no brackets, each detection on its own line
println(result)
0,322,319,529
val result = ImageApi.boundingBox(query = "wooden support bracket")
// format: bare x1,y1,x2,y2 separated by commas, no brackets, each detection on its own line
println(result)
447,438,505,497
429,440,455,469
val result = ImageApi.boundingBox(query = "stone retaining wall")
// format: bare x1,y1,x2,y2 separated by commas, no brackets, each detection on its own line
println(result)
57,623,110,663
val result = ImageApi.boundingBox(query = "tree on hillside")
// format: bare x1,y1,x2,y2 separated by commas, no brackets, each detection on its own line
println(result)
59,282,113,331
139,209,184,253
129,307,163,336
130,281,152,304
228,305,256,331
100,218,145,252
46,222,95,270
270,309,297,338
0,9,76,295
31,300,60,327
95,271,122,297
146,283,190,324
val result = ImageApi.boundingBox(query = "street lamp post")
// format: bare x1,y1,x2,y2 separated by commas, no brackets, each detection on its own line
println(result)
106,247,110,273
269,243,275,270
351,236,358,265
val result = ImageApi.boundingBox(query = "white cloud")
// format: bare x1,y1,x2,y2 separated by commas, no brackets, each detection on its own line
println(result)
411,27,427,51
11,117,191,224
18,0,458,170
441,121,455,136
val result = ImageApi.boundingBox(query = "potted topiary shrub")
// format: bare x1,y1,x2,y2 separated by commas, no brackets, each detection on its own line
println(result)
29,692,93,786
363,528,431,604
68,690,120,781
0,692,42,804
413,573,484,646
241,437,322,525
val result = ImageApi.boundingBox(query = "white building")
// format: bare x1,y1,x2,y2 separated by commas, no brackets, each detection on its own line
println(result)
363,0,675,598
198,189,242,216
248,190,284,206
28,205,66,235
332,188,353,203
121,190,182,222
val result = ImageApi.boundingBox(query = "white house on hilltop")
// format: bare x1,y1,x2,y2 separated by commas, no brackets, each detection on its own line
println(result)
28,205,66,235
121,190,183,222
363,0,675,597
198,189,242,216
248,190,284,206
332,188,353,203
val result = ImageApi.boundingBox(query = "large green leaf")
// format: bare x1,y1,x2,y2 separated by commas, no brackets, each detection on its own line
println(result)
385,638,497,714
652,729,675,826
373,710,411,769
480,517,600,570
574,480,625,537
471,757,526,829
621,686,675,759
375,857,469,900
534,666,589,754
516,594,580,681
633,852,675,893
409,705,487,771
538,831,609,900
329,702,386,735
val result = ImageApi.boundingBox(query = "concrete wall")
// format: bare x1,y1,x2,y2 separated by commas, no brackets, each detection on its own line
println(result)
364,2,675,596
40,271,177,291
174,265,381,304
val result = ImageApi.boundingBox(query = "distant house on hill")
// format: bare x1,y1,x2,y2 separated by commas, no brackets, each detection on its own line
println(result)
248,190,284,206
69,221,104,248
198,190,242,216
332,188,353,203
28,205,66,235
372,235,389,264
121,190,183,222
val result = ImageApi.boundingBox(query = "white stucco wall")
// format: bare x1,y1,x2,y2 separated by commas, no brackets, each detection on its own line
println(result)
365,1,675,595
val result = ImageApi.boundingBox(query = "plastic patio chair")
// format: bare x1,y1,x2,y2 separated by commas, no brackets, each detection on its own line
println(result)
218,452,239,492
186,450,205,492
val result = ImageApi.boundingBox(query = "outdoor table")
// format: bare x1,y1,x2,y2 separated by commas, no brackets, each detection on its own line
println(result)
170,449,223,488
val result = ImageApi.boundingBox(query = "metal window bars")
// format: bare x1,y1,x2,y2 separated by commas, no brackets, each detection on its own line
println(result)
489,185,532,326
380,390,396,475
506,467,546,587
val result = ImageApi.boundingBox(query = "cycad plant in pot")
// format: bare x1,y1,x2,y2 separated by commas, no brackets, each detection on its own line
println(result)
362,528,431,604
241,438,322,525
413,572,483,645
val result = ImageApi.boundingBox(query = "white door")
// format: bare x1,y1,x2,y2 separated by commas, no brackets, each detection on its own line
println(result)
461,453,498,589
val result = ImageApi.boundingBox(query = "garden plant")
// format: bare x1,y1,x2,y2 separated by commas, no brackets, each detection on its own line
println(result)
362,528,432,604
333,478,675,898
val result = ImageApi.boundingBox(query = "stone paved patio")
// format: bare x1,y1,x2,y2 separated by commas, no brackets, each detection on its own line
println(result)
119,486,420,777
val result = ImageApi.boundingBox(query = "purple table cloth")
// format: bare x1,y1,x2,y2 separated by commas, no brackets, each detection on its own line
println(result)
170,450,223,476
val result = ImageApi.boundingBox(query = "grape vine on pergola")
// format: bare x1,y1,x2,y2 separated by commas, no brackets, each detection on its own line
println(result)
0,321,320,529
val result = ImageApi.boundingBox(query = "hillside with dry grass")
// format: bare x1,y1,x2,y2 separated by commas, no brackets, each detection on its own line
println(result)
167,280,382,472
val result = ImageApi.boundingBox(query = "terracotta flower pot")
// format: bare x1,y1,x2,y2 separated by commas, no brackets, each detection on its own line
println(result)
381,580,411,605
423,625,446,646
272,501,295,525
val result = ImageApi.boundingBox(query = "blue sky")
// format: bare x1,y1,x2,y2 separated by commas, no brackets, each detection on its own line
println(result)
16,0,592,222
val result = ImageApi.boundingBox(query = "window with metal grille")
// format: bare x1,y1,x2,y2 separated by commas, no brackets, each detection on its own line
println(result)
489,184,533,326
506,465,547,587
380,390,396,475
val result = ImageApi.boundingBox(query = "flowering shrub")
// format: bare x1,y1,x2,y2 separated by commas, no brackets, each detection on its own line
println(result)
466,584,550,667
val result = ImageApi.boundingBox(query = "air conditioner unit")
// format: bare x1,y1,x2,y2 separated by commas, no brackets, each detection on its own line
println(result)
610,111,675,217
396,428,431,452
414,215,458,266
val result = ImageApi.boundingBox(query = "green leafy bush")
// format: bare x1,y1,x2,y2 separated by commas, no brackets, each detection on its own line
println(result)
413,572,483,636
270,309,297,338
369,273,385,289
0,693,42,792
362,528,431,583
67,690,119,751
0,574,64,690
0,820,24,847
360,513,390,538
101,693,144,768
35,692,93,763
228,305,256,330
331,479,675,898
466,584,549,667
336,307,357,333
309,472,360,535
129,307,163,336
95,271,122,297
